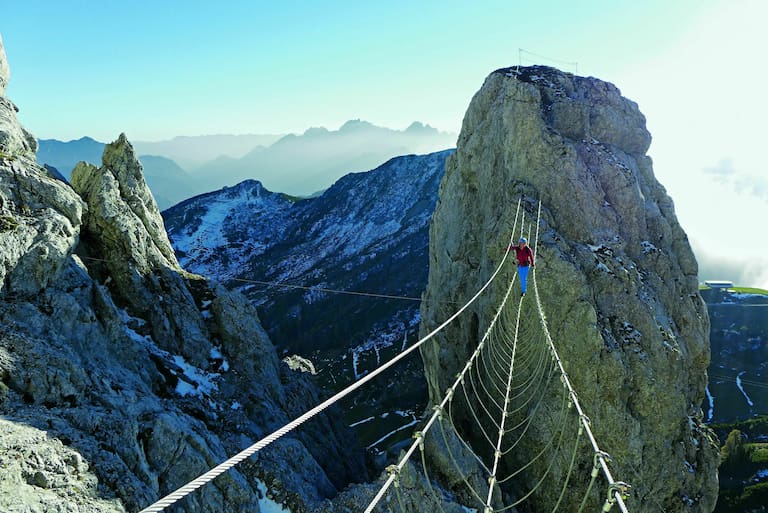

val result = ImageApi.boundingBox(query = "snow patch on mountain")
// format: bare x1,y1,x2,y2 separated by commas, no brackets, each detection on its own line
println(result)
163,149,452,449
166,180,294,279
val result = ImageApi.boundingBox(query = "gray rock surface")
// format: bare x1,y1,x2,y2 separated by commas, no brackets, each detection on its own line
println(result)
0,32,367,513
0,36,36,159
70,138,212,365
0,419,125,513
310,460,471,513
419,66,719,513
0,34,8,95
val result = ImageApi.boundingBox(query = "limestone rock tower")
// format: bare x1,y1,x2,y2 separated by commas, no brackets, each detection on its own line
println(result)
420,66,719,513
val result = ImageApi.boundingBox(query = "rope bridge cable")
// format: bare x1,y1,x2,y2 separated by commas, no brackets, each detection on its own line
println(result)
360,202,528,512
364,201,581,512
363,244,525,513
225,276,431,303
484,286,525,509
518,48,578,73
529,200,631,513
136,199,525,513
364,199,632,513
78,255,454,305
450,283,584,512
710,373,768,390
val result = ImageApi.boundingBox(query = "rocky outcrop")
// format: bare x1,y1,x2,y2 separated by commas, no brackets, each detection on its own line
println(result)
0,419,125,513
70,135,214,365
0,33,366,513
0,40,36,161
420,66,719,512
0,34,9,94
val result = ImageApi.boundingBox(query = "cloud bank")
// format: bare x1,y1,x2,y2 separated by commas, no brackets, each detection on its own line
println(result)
692,239,768,290
704,159,768,203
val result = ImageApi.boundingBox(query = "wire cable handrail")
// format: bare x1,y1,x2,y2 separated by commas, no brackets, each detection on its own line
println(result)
530,201,630,513
137,200,523,513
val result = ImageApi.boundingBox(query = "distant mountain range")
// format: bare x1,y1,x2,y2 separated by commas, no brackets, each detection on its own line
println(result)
162,149,453,452
36,137,194,209
36,134,286,174
36,121,457,209
138,155,198,209
36,136,105,175
191,120,456,196
133,133,285,170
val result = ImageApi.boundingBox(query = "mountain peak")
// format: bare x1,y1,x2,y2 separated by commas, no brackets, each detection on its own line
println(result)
0,34,9,94
102,132,135,168
405,121,438,134
76,135,101,144
72,133,179,278
303,126,330,137
338,119,377,132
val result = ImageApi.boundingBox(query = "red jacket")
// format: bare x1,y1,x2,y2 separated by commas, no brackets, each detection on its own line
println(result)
512,245,534,267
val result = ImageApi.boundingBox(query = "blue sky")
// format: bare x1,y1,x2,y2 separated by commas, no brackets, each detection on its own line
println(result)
2,0,767,286
2,0,717,139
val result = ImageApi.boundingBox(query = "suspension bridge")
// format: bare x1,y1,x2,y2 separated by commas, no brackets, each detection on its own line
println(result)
137,199,631,513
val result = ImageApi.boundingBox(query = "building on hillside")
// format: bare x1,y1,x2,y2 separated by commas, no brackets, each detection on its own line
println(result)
704,280,734,289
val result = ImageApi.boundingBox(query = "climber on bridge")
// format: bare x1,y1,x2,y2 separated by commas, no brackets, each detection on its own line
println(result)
510,237,535,296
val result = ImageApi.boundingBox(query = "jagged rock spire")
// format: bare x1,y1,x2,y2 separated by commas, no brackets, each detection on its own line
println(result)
420,65,718,513
0,33,82,296
0,34,37,158
70,134,211,361
71,133,181,276
0,34,9,94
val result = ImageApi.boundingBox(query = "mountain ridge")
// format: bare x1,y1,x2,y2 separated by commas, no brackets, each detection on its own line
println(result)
36,120,457,208
191,120,456,196
163,149,453,452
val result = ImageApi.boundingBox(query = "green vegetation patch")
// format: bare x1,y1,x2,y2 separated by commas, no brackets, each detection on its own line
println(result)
699,285,768,295
717,482,768,512
711,415,768,440
715,421,768,512
739,482,768,510
0,215,19,232
280,193,301,203
731,286,768,295
749,443,768,465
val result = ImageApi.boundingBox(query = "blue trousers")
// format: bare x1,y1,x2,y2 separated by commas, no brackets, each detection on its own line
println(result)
518,265,530,293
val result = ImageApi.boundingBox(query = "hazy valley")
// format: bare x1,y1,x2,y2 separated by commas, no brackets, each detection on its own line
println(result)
36,121,457,209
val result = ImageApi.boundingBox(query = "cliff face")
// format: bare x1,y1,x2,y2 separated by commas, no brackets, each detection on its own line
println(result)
0,35,365,513
420,66,719,512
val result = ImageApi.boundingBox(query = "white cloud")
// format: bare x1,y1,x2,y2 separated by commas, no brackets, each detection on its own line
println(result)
703,159,735,178
612,0,768,288
692,239,768,290
702,158,768,201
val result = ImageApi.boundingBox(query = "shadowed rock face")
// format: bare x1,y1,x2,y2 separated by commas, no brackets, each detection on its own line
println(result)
419,66,719,513
0,34,367,513
70,135,217,367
